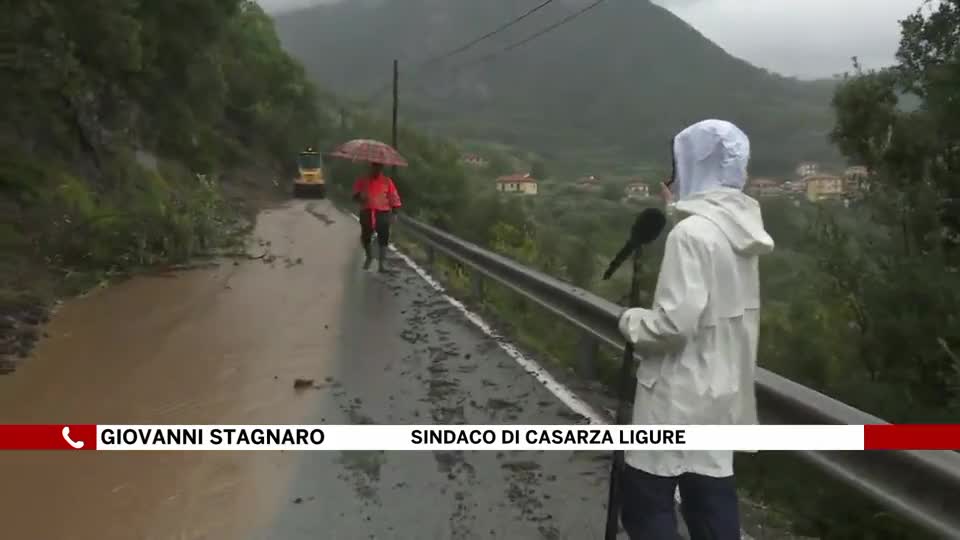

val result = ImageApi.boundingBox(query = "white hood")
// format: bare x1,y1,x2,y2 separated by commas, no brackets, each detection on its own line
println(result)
672,120,774,256
672,119,750,200
676,189,774,256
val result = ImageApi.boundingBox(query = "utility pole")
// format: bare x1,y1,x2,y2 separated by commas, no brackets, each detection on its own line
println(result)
391,59,399,178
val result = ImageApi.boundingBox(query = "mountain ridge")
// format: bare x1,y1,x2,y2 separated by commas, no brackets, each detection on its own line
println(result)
275,0,841,175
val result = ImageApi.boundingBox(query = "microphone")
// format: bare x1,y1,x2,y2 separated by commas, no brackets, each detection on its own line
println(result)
602,207,667,280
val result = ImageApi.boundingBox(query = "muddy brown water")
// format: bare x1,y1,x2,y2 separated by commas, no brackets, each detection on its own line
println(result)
0,201,356,540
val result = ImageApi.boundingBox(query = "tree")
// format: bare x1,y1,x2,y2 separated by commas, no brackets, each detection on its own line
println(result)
535,228,563,275
731,9,960,530
1,0,339,281
531,160,548,180
602,181,622,202
487,153,512,177
826,0,960,416
564,239,596,288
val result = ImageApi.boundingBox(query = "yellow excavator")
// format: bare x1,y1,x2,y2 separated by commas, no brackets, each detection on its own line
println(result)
293,148,326,198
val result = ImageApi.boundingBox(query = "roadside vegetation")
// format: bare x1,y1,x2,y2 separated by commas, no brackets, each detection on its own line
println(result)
1,0,332,366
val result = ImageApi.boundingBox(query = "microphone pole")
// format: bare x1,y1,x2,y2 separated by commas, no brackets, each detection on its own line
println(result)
603,242,644,540
599,206,665,539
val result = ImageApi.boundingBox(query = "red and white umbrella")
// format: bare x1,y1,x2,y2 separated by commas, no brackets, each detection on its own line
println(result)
329,139,408,167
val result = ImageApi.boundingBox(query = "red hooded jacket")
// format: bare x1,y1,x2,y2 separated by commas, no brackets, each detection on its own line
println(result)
353,173,402,227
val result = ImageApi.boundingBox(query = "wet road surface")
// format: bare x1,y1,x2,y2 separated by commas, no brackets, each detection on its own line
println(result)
0,200,617,540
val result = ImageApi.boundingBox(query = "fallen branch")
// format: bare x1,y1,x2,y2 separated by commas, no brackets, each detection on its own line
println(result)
208,250,269,260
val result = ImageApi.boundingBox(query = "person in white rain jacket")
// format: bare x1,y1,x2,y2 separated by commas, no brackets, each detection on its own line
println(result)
617,119,774,540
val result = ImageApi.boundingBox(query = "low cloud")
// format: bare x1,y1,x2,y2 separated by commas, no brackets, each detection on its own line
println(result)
257,0,338,13
653,0,929,77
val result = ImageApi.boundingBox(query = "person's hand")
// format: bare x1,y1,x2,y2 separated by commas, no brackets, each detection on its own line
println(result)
660,181,674,206
390,211,399,224
618,308,639,344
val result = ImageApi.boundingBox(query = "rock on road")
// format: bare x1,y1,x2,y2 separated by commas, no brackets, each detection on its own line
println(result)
0,200,617,540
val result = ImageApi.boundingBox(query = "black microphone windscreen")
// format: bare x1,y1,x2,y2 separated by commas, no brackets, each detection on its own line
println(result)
601,208,668,281
631,208,667,245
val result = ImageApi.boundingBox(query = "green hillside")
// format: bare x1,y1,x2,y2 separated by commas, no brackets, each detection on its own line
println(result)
275,0,843,175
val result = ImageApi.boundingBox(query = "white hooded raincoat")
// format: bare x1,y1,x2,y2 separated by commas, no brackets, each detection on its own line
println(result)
619,120,775,478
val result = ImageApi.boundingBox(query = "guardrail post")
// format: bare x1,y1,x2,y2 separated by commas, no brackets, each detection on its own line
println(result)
425,245,435,271
576,332,599,379
470,271,484,302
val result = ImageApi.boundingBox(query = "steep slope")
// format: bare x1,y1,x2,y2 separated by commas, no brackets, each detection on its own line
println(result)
0,0,336,364
275,0,841,174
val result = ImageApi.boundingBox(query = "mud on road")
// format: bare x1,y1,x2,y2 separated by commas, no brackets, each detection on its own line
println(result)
0,200,616,540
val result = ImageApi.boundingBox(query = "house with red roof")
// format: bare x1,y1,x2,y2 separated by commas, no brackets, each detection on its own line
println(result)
495,173,539,195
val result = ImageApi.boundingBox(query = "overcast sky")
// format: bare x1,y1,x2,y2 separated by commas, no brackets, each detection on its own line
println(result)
258,0,931,79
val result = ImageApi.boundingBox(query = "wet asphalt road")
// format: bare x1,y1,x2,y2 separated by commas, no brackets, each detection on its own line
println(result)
0,200,618,540
264,230,614,540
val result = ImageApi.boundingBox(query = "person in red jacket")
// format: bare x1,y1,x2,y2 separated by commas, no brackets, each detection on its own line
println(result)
353,163,402,272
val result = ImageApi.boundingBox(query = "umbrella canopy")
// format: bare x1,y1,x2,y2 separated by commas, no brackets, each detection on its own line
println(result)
329,139,408,167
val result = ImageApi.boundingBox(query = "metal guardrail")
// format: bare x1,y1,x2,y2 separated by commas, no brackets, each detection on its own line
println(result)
399,215,960,539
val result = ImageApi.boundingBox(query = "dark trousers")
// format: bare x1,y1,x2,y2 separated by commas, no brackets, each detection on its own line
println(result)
621,466,740,540
360,210,391,247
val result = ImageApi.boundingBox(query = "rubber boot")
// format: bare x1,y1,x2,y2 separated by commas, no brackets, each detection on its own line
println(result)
362,242,373,270
377,243,387,273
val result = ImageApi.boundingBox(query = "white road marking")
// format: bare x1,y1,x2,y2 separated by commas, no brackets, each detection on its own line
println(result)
390,245,608,426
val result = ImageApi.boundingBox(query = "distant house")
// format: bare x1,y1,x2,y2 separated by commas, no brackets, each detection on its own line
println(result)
575,175,602,192
845,166,868,177
746,177,783,197
461,154,489,168
805,175,844,202
496,173,539,195
796,162,820,179
623,182,650,200
781,180,806,195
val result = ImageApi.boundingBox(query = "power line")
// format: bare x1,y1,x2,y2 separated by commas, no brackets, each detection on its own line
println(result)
506,0,607,53
361,0,610,106
361,0,559,104
454,0,609,72
427,0,558,64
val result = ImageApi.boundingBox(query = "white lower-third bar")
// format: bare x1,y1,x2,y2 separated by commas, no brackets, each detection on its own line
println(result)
95,425,864,451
